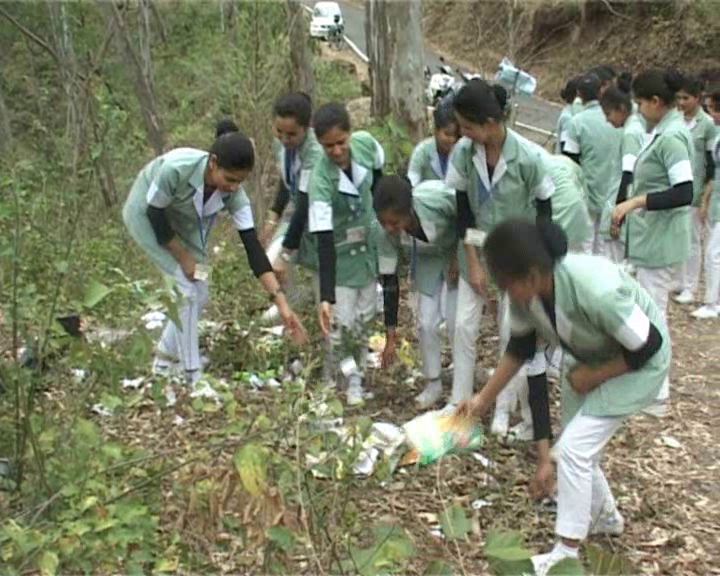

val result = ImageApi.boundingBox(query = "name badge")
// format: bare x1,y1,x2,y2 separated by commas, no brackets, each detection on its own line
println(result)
193,263,212,282
464,228,487,247
346,226,366,243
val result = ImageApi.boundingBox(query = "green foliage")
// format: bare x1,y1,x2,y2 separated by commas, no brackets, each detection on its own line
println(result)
342,524,415,576
367,117,417,175
585,543,633,575
485,530,535,575
440,504,471,540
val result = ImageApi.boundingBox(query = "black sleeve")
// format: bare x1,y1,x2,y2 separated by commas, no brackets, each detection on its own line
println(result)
621,322,663,370
238,229,273,277
563,150,580,165
645,181,693,211
706,151,715,183
381,274,399,328
527,373,552,441
616,171,633,205
506,331,536,361
371,168,383,196
147,206,175,245
271,181,290,217
316,231,336,304
456,190,475,240
535,197,552,226
282,192,308,251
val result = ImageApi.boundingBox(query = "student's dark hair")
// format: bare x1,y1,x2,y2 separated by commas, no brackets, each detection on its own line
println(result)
559,77,577,104
679,73,704,98
632,69,684,106
576,72,601,102
373,175,413,217
215,118,239,138
274,92,313,128
210,131,255,171
590,64,617,85
599,85,632,114
484,219,568,284
454,79,509,124
708,83,720,106
616,71,633,94
313,102,351,138
433,103,458,131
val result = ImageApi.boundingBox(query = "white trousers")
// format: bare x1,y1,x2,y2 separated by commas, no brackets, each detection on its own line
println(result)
417,285,457,382
636,264,681,322
679,207,703,295
555,412,624,540
601,239,624,265
704,222,720,306
590,214,603,255
157,270,210,374
315,278,376,385
451,277,487,404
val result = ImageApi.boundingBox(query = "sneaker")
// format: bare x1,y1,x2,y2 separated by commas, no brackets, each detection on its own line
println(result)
490,411,509,438
690,305,719,319
346,382,364,406
152,357,182,377
415,379,443,410
508,420,534,442
590,509,624,536
531,543,578,576
673,289,695,304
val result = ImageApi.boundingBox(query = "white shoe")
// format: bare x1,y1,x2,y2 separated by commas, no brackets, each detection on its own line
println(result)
690,305,719,319
152,357,181,377
590,509,624,536
490,411,509,437
531,543,578,576
673,289,694,304
415,379,443,409
346,382,364,406
508,420,534,441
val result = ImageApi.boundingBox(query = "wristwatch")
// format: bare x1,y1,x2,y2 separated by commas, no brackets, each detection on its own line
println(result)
269,287,284,302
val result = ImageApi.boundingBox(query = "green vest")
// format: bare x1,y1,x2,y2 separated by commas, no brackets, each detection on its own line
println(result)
307,131,385,288
122,148,253,276
407,137,449,186
542,154,592,249
375,180,457,296
627,109,694,268
271,130,324,269
509,254,670,425
565,101,622,217
685,108,718,206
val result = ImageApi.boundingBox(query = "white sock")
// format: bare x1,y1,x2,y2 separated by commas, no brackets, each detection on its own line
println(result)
554,541,579,558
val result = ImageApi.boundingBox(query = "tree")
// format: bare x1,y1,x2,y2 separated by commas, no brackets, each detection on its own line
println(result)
104,0,165,155
365,0,426,140
285,0,314,99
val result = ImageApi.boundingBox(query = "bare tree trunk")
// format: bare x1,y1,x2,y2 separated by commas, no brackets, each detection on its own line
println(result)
138,0,155,92
0,79,12,155
148,0,167,43
286,0,314,99
367,0,426,139
104,1,165,155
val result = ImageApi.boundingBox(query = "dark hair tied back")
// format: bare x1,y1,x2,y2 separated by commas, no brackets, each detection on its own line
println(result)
215,118,239,138
537,220,568,262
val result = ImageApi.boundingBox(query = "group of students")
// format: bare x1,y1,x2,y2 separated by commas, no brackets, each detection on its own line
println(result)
122,65,719,574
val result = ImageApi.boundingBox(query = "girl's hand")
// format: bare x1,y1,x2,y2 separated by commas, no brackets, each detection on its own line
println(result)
318,301,333,340
381,330,398,370
530,459,556,500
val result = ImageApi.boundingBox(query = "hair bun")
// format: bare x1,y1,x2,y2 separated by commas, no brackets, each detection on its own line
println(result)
491,83,510,113
663,68,684,94
537,220,568,262
215,118,239,138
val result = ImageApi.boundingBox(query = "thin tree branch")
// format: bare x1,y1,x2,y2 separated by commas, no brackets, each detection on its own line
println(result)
0,5,61,67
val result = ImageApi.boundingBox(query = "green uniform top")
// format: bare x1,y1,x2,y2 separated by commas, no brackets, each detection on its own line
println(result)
407,137,450,186
555,104,574,154
541,153,592,249
709,134,720,224
571,97,584,117
685,108,718,206
627,109,694,268
509,253,670,426
446,129,554,280
272,130,324,269
598,113,648,242
564,100,622,217
122,147,253,276
307,131,385,288
375,180,457,297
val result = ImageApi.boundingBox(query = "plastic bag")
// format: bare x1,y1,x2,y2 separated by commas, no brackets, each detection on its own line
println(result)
493,57,537,96
402,409,483,466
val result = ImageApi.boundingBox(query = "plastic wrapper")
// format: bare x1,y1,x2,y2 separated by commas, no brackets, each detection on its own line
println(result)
402,409,483,466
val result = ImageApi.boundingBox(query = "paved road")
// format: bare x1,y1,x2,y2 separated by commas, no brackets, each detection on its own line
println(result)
308,0,561,138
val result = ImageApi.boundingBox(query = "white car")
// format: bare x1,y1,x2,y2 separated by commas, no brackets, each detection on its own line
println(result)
310,1,344,40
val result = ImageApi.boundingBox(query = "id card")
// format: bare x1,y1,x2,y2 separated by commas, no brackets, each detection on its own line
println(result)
346,226,366,243
464,228,487,247
193,263,212,282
